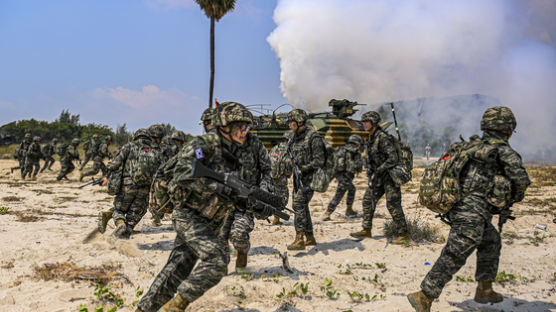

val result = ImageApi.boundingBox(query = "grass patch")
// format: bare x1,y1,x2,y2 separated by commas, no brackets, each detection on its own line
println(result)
0,206,10,214
0,144,18,158
383,214,446,244
527,166,556,187
34,258,126,284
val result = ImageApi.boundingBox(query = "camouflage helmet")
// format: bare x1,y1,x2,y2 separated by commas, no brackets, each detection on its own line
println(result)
105,135,112,141
480,106,517,132
133,128,150,140
148,124,165,139
201,108,215,122
92,134,99,140
33,136,40,142
52,138,59,144
170,130,186,142
347,134,362,145
24,133,31,139
287,109,308,123
212,102,253,127
361,111,381,124
71,138,80,145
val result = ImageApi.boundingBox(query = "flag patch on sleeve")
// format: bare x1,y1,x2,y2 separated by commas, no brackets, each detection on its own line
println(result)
195,148,204,159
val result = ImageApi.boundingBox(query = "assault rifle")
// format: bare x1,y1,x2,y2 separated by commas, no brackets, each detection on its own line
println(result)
498,206,516,232
286,137,304,190
191,159,292,220
78,177,104,189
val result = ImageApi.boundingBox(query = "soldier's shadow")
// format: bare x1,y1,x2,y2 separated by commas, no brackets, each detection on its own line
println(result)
137,225,175,234
292,238,365,257
219,309,260,312
249,245,280,256
136,239,174,251
233,266,310,281
449,297,556,312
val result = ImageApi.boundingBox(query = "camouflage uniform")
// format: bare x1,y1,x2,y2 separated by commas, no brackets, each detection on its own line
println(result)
22,137,42,179
418,107,531,300
138,102,255,312
327,135,363,214
161,131,186,161
80,136,97,170
81,136,110,179
56,139,80,180
12,134,31,176
107,130,161,237
287,109,326,248
40,139,58,172
360,112,408,236
270,134,293,205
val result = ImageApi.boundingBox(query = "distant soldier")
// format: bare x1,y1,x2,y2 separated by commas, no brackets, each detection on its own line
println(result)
200,107,215,133
79,135,99,170
161,130,187,161
11,133,32,176
22,136,43,180
408,106,531,311
80,135,111,181
425,144,431,161
322,134,363,220
56,138,80,181
101,126,163,239
286,109,326,250
40,138,58,172
350,111,410,245
269,132,293,225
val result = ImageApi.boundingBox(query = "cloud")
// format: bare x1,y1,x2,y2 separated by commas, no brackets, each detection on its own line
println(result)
92,85,186,109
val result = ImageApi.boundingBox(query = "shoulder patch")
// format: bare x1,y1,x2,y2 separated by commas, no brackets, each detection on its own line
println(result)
195,148,204,159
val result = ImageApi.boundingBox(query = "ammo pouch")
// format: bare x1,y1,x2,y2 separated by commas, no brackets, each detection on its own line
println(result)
310,167,331,193
473,144,498,163
486,175,511,208
107,170,124,195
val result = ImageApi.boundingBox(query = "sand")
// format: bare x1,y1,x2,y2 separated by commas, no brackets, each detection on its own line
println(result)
0,159,555,312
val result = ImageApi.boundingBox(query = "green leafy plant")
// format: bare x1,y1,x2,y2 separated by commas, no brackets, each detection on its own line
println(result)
0,206,10,214
79,304,88,312
320,279,340,299
93,283,124,311
456,275,474,282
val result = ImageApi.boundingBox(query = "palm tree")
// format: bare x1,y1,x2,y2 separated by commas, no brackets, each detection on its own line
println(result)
195,0,237,108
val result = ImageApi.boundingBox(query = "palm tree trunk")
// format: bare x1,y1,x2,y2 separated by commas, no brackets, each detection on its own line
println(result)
209,16,215,108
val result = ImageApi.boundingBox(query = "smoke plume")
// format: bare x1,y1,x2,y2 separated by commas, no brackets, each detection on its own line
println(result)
267,0,556,161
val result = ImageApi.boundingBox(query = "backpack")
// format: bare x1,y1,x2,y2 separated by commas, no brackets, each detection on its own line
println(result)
308,132,334,192
333,146,347,173
384,131,413,186
418,135,487,214
125,144,162,187
57,143,68,156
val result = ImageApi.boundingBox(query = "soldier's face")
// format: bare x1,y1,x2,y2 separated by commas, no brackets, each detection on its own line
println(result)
363,121,373,131
231,122,250,145
288,120,299,132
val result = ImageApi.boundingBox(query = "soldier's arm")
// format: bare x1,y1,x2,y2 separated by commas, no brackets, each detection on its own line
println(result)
498,144,531,203
304,135,326,172
376,134,399,175
257,140,274,192
107,144,129,171
170,137,215,193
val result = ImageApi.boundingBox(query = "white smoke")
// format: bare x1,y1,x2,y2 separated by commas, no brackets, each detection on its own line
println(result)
267,0,556,161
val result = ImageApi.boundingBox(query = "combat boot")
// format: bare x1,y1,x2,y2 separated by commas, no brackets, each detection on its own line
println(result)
345,205,356,217
271,216,282,225
113,219,130,239
287,231,305,250
407,290,433,312
391,232,411,245
349,228,373,240
235,251,248,270
305,233,317,246
321,210,332,221
474,281,503,303
159,293,189,312
98,210,114,233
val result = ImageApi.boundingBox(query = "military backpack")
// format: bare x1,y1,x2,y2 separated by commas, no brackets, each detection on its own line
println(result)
309,133,335,192
333,146,347,173
56,143,68,157
125,144,162,187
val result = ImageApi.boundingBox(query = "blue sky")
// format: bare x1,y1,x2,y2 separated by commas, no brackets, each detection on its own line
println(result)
0,0,285,134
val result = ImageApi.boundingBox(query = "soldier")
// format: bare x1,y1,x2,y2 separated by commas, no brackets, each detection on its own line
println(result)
200,107,215,133
350,111,409,244
425,143,431,161
269,132,293,225
22,136,43,180
322,134,363,220
161,130,187,161
285,109,326,251
56,138,80,181
80,135,98,170
408,106,531,311
80,135,112,181
136,102,272,312
40,138,58,172
101,126,163,239
11,133,32,176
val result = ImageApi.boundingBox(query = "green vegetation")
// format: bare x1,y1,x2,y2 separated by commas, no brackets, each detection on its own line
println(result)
384,214,445,243
276,282,310,299
320,279,340,299
0,206,10,214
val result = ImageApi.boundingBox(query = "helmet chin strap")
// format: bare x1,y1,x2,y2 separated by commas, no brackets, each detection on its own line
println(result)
218,126,244,146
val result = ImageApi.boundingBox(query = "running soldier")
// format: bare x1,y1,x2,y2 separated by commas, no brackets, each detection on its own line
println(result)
269,132,293,225
80,135,112,181
136,102,272,312
322,134,363,220
40,138,58,172
11,133,32,176
408,106,531,312
350,111,410,244
425,144,431,161
56,138,80,181
22,136,43,180
286,109,326,250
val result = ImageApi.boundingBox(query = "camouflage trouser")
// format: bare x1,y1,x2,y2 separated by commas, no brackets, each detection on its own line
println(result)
421,196,501,298
327,172,355,212
137,210,229,312
41,156,55,172
79,154,91,170
82,157,107,178
275,182,290,206
112,183,150,230
22,159,40,178
57,160,75,180
229,210,255,254
293,185,315,234
361,174,408,234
